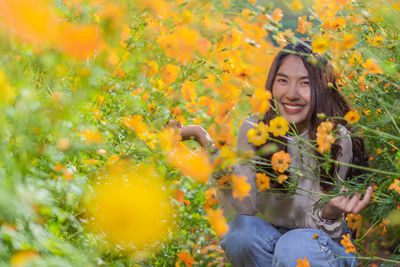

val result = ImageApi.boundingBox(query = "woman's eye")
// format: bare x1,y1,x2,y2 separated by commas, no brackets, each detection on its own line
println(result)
301,80,310,86
277,78,288,84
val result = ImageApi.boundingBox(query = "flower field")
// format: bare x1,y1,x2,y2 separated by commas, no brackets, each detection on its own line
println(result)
0,0,399,266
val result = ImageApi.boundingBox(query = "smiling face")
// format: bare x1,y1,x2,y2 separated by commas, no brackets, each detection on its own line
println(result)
272,55,311,133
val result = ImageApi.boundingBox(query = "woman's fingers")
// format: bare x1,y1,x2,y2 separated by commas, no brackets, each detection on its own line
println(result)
352,186,373,214
345,192,362,213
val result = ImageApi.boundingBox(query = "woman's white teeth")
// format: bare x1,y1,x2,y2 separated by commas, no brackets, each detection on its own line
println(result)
283,104,304,110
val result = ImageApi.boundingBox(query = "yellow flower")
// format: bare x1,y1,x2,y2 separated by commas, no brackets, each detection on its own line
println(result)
167,143,213,184
207,208,229,237
80,129,103,145
296,256,310,267
247,122,269,146
0,69,16,105
10,250,39,267
345,213,363,230
84,164,174,252
220,146,239,168
251,88,272,115
176,251,195,267
123,115,149,137
290,0,303,12
340,234,356,254
389,179,400,194
341,33,357,50
312,36,330,54
278,174,288,184
271,151,291,173
344,110,360,125
256,173,270,191
362,58,383,74
269,117,289,137
231,174,251,201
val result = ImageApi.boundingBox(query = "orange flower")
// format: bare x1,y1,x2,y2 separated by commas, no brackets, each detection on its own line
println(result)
296,16,312,34
167,143,213,184
362,58,383,74
271,8,283,22
231,174,251,201
341,234,356,254
55,23,101,60
345,213,362,230
207,208,229,237
161,64,180,84
256,173,270,191
316,121,335,153
181,80,197,103
278,174,288,184
296,256,310,267
269,117,289,137
312,234,319,239
344,110,360,125
271,151,291,173
176,251,195,267
389,179,400,194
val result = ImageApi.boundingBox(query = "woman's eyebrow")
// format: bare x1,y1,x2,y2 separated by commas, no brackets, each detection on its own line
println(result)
276,72,309,79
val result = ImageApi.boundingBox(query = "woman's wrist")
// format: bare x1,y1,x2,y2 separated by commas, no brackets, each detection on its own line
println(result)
320,204,342,221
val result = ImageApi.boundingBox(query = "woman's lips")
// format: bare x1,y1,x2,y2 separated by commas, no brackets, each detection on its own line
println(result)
282,103,306,114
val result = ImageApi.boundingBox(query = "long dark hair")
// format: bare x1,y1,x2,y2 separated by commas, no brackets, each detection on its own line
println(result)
256,41,368,192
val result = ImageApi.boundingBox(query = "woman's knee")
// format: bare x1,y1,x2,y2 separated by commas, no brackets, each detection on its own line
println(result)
220,215,280,258
273,229,334,267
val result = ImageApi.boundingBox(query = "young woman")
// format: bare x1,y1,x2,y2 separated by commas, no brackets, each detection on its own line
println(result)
172,41,373,267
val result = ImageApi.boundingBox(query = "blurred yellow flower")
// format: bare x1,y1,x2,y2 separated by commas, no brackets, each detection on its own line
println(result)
207,208,229,237
271,151,290,173
362,58,383,74
231,174,251,201
80,129,104,145
344,110,360,125
341,33,357,50
251,88,272,115
10,250,39,267
290,0,303,11
312,36,331,54
0,70,16,105
123,114,150,138
161,64,180,85
247,122,269,146
85,164,174,251
269,117,289,137
167,143,213,183
256,173,270,191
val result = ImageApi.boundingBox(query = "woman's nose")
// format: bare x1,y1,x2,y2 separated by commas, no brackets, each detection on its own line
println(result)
284,82,300,101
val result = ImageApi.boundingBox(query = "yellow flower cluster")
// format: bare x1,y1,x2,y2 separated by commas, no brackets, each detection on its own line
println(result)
247,122,269,146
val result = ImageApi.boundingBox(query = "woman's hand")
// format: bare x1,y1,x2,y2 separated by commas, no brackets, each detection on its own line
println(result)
165,120,214,148
320,186,373,220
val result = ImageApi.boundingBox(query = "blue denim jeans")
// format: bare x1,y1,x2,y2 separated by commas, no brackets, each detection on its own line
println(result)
220,215,357,267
